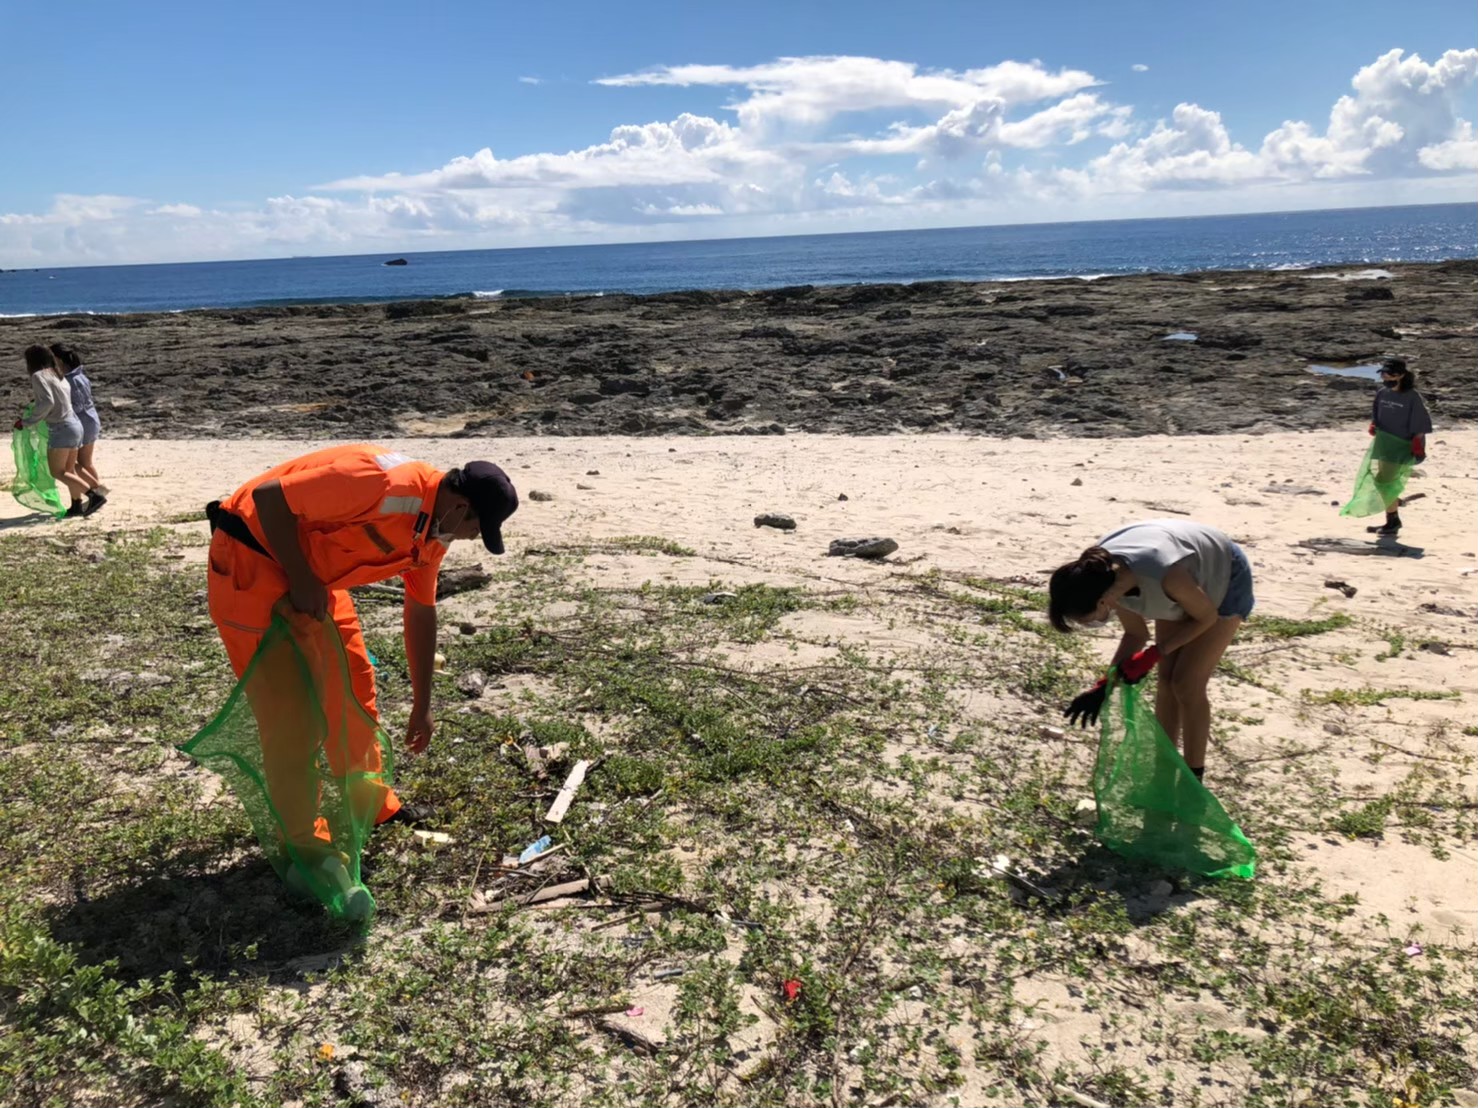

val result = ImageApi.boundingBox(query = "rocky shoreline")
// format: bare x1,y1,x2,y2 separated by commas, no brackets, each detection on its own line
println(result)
4,260,1473,439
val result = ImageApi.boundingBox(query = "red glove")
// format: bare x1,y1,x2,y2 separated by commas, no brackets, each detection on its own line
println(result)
1367,422,1376,436
1117,645,1162,685
1411,434,1426,463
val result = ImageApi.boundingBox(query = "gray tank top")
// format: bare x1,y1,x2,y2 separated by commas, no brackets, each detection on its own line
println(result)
1099,520,1235,621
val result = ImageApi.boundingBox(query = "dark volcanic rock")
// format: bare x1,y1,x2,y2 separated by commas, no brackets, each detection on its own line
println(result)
754,513,797,530
828,537,898,559
3,263,1472,439
1345,285,1395,301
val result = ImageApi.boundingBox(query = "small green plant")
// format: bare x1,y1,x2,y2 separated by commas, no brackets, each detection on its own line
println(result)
1246,613,1352,639
1373,624,1407,662
1302,687,1460,707
1331,796,1394,838
608,535,696,556
1218,657,1281,692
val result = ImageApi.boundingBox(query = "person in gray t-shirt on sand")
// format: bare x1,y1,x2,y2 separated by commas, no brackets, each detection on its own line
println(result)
1047,519,1256,783
1365,356,1432,537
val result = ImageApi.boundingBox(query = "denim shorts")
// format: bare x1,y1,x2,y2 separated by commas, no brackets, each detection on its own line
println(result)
78,406,101,445
1218,543,1255,619
47,416,84,450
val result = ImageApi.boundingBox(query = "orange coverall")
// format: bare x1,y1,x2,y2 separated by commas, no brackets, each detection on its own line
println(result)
207,445,447,846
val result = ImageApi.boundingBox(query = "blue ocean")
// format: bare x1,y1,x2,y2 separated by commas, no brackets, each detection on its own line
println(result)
2,203,1472,317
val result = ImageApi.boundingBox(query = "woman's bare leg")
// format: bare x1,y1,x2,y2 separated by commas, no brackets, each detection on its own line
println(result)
1167,616,1243,769
1153,618,1184,747
48,448,89,502
77,442,101,490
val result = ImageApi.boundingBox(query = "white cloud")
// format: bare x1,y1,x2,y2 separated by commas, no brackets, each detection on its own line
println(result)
1260,48,1478,178
518,76,543,85
596,55,1099,137
1043,49,1478,195
321,113,779,192
2,49,1474,266
0,194,144,227
1418,121,1478,169
1132,63,1149,73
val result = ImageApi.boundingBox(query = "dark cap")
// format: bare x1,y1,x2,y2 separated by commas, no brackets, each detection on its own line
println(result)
456,461,518,554
1378,355,1408,374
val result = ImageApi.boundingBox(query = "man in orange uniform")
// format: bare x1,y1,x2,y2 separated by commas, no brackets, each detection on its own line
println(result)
204,445,518,843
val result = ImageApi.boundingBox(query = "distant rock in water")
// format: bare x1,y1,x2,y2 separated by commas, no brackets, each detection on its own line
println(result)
383,258,409,266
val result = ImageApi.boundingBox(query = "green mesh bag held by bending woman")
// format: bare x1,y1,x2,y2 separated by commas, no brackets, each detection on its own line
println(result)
180,613,395,921
1340,429,1415,519
1093,678,1256,880
10,411,66,518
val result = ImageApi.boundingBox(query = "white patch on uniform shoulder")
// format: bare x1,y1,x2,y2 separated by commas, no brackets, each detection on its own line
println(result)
374,452,412,471
380,495,422,515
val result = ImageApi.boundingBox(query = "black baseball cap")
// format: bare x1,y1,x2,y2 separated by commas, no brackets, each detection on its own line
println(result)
455,461,518,554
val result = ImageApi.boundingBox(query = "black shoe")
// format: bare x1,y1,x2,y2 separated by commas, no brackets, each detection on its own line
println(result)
379,802,436,828
83,491,107,517
1368,513,1402,536
63,502,86,519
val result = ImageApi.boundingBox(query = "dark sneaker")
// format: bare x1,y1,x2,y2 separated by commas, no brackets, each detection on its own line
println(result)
83,491,107,517
63,502,86,519
379,802,436,828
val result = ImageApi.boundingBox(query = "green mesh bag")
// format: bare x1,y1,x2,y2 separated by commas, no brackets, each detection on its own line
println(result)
9,411,66,518
1093,677,1256,879
180,614,395,921
1340,429,1414,519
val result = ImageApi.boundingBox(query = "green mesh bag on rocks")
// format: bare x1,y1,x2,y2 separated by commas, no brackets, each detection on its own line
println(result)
1340,429,1415,519
180,614,395,921
10,412,66,518
1092,677,1256,880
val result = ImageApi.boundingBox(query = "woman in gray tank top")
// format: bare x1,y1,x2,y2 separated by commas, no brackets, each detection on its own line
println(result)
1047,519,1255,781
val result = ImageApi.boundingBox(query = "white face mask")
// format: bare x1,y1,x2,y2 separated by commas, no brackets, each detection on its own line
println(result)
433,504,467,544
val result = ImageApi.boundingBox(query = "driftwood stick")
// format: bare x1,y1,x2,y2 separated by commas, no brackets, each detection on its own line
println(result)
544,760,590,824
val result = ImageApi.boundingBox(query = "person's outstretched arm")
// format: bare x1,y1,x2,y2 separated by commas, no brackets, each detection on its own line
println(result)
403,597,437,753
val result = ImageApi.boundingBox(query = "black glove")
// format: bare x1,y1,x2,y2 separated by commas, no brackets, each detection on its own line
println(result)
1064,681,1108,729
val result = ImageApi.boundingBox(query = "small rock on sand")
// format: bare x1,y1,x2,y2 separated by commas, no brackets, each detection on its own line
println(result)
755,513,797,530
457,670,488,697
828,537,898,559
528,490,554,502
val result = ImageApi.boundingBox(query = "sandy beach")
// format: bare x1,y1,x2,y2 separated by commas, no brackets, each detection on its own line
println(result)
4,358,1475,1107
6,426,1474,941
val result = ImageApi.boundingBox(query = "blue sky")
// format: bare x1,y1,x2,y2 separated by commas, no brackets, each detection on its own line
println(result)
1,0,1473,265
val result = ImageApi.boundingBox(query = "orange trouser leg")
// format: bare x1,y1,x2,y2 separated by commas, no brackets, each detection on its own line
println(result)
207,536,399,851
323,588,401,824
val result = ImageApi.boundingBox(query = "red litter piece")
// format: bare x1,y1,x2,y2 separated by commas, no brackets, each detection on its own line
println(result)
782,978,802,1002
